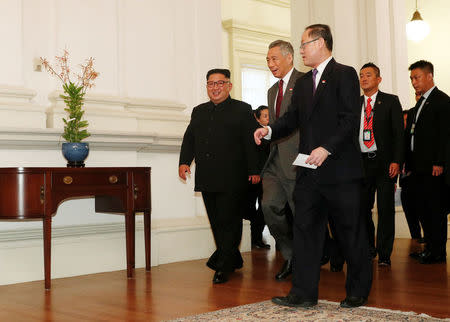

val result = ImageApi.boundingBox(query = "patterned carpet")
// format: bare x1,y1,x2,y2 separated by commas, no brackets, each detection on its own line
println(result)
170,300,449,321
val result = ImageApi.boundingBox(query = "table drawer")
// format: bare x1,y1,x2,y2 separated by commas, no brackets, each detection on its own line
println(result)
52,172,127,187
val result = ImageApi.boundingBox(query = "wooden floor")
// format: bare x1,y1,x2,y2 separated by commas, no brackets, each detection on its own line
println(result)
0,239,448,321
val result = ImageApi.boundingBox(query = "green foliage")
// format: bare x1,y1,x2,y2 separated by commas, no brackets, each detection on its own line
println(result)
61,82,91,142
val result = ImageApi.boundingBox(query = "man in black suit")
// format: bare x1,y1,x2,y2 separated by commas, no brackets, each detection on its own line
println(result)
255,24,372,308
263,40,304,280
358,63,404,266
405,60,450,264
179,68,260,284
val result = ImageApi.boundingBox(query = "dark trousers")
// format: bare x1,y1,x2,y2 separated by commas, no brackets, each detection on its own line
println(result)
290,174,372,300
409,174,447,257
202,191,244,272
400,175,423,239
246,182,266,243
323,220,345,268
361,154,396,260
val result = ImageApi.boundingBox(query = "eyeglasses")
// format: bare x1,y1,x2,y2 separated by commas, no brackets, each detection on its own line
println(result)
206,80,229,88
300,38,319,50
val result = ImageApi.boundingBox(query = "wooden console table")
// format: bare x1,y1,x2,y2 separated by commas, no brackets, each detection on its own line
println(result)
0,167,151,289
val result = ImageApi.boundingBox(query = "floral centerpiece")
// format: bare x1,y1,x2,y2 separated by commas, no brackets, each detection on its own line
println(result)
41,50,99,167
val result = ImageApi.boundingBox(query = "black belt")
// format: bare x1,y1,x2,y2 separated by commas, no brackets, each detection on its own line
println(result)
362,151,377,159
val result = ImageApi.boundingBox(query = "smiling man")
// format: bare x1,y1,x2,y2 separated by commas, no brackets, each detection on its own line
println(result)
179,68,260,284
255,24,372,309
262,40,303,281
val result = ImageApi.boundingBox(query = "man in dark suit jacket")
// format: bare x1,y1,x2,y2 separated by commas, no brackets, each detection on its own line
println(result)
263,40,304,280
405,60,450,264
255,24,372,308
179,68,260,284
358,63,404,266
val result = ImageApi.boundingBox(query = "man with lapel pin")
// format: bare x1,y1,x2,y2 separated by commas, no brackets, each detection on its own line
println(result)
405,60,450,264
358,63,404,267
255,24,372,308
263,40,304,280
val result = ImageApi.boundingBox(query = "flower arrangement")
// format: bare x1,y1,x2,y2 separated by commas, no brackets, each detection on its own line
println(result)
41,50,99,142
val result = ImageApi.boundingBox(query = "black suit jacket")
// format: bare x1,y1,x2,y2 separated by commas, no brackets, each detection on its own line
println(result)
360,91,404,171
271,58,363,184
179,96,259,192
405,87,450,175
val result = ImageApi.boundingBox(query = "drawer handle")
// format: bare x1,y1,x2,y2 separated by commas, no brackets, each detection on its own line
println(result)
134,185,139,200
109,175,118,184
40,185,45,204
63,176,73,184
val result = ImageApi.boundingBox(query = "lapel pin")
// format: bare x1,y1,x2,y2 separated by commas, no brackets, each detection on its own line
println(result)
321,80,326,84
378,101,381,104
289,88,293,91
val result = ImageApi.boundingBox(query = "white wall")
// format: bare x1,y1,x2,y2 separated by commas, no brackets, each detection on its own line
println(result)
0,0,241,286
405,0,450,106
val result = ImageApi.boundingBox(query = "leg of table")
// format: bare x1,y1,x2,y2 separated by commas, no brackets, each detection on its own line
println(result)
131,212,135,269
43,216,52,289
125,213,133,278
144,210,151,271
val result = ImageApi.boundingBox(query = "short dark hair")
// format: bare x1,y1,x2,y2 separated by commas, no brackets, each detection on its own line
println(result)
361,62,380,77
408,60,434,76
268,40,294,57
305,24,333,51
206,68,230,80
254,105,268,119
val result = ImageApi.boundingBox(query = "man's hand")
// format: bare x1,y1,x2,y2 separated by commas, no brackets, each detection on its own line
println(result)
432,165,443,176
305,147,329,167
388,162,400,178
178,164,191,180
249,175,261,184
254,127,269,145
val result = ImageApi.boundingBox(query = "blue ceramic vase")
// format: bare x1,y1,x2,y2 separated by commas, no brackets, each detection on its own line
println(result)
61,142,89,168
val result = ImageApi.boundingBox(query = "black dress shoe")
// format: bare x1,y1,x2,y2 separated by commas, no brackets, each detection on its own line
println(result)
419,254,446,264
340,296,367,308
272,294,317,308
320,254,330,266
409,250,429,260
330,264,343,272
212,271,228,284
252,240,271,249
378,259,391,266
275,259,292,281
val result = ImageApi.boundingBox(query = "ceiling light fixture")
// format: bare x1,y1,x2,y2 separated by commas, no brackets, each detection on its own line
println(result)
406,0,430,42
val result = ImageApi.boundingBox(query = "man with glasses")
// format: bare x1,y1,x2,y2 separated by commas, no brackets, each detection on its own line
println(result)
179,68,260,284
255,24,372,308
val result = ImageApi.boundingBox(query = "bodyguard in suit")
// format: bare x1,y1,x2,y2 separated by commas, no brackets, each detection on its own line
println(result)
255,24,372,308
405,60,450,264
179,68,260,284
263,40,303,280
358,63,404,266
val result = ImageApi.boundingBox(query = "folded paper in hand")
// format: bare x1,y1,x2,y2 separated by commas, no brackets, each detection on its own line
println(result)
292,153,317,169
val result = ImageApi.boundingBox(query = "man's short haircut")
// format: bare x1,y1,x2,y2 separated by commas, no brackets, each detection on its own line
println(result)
268,40,294,58
206,68,230,80
305,24,333,51
408,60,434,76
361,62,380,77
254,105,268,119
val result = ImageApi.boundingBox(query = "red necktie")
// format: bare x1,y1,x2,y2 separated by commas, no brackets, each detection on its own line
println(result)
364,97,374,148
275,79,283,119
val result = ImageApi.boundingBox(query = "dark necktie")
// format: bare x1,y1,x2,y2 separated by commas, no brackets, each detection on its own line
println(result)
414,95,425,122
312,68,318,95
411,95,425,151
275,79,283,119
